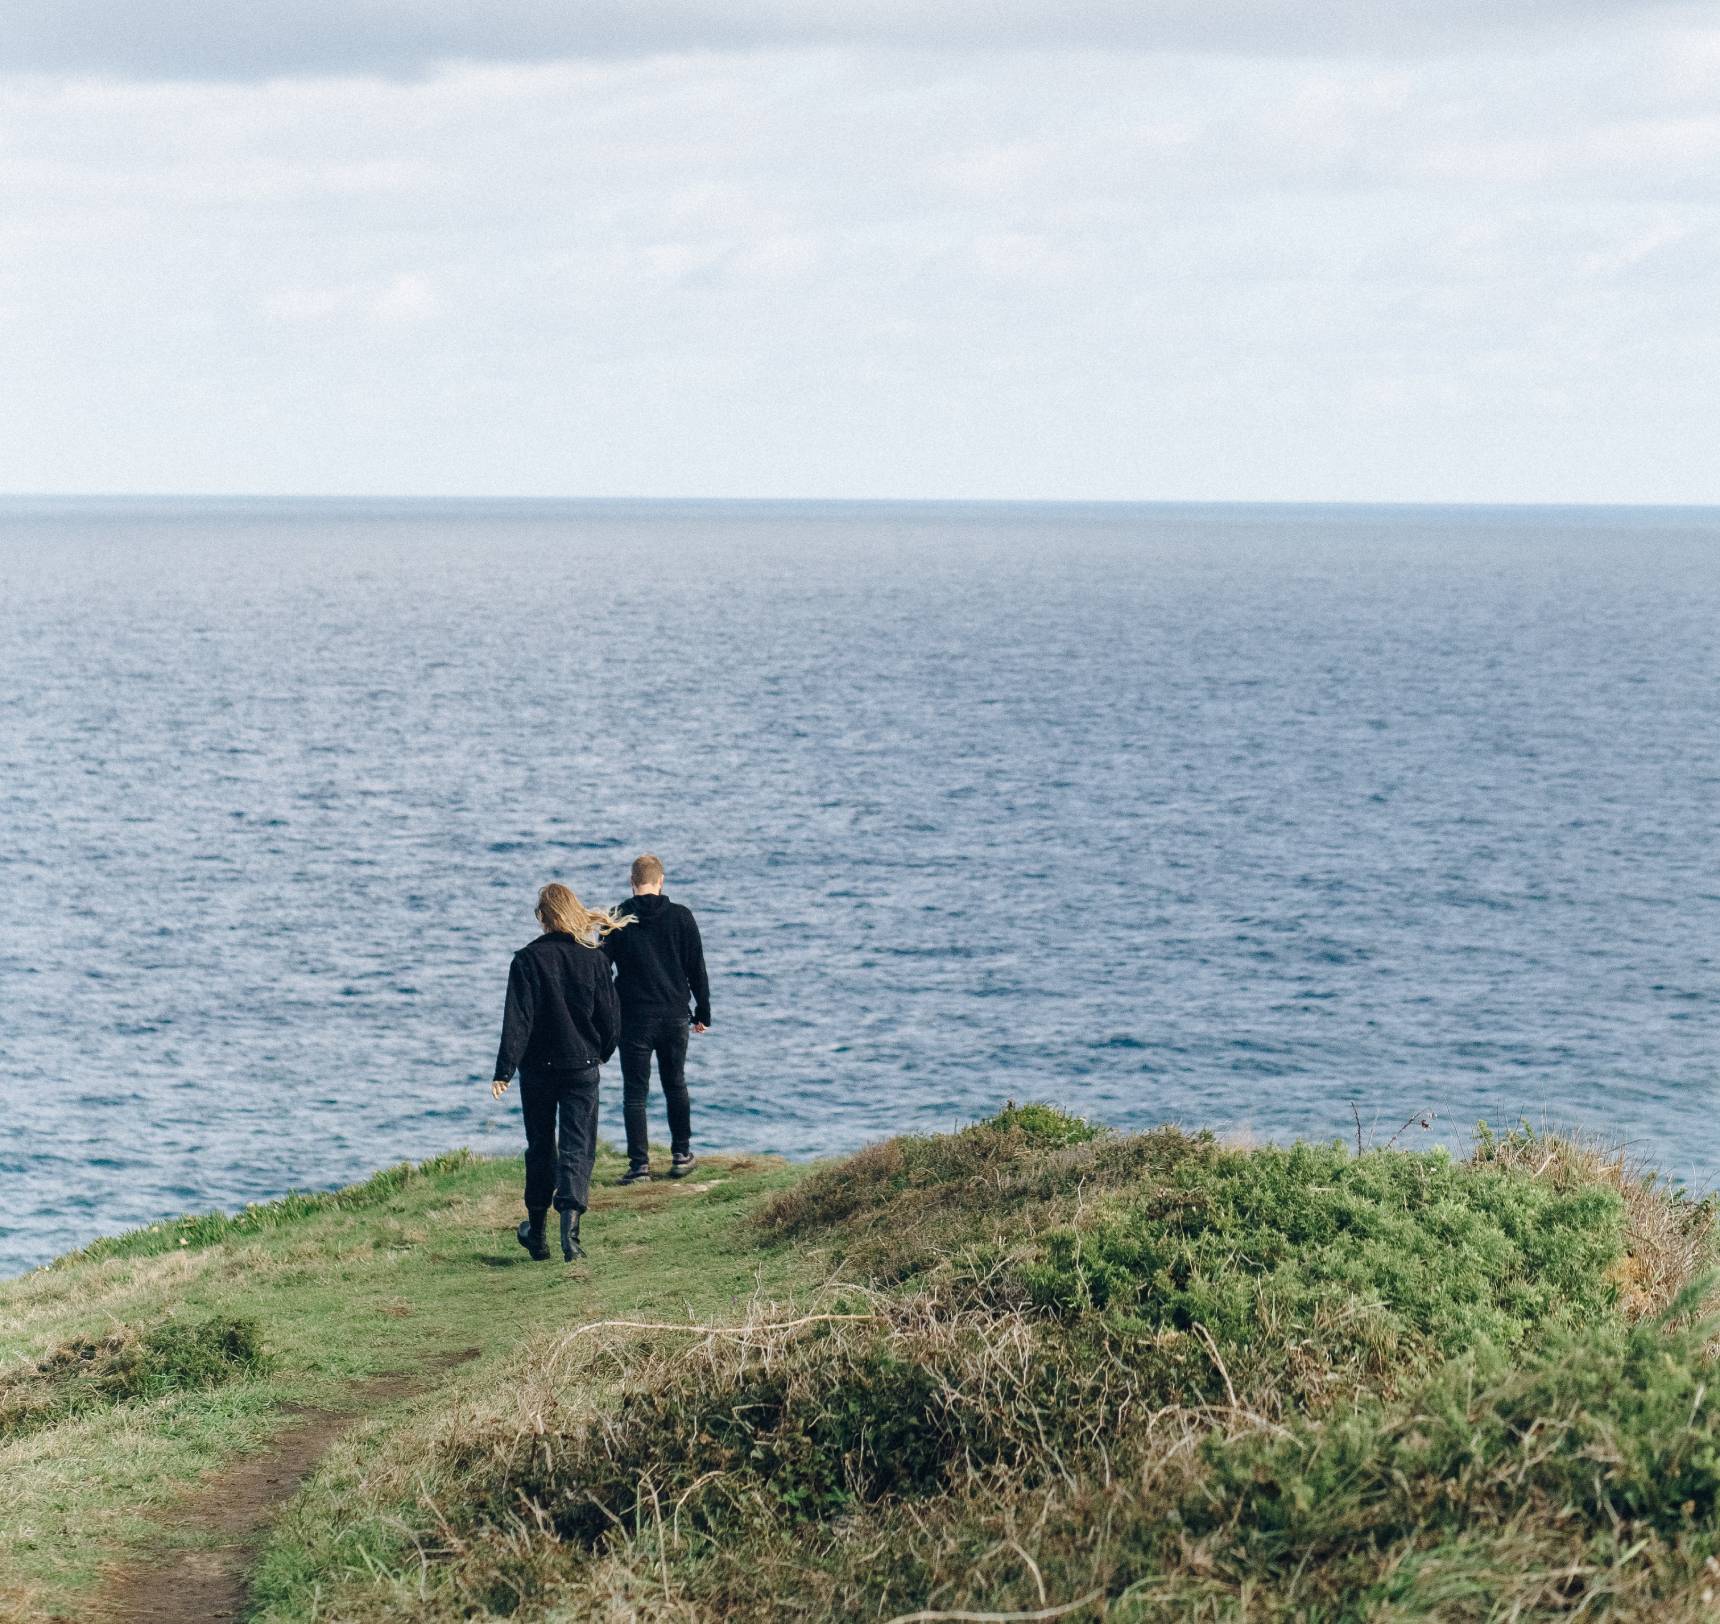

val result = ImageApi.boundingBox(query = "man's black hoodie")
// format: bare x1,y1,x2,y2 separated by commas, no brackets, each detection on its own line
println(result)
602,892,711,1029
493,931,620,1081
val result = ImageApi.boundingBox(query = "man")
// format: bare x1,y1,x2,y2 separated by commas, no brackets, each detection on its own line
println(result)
491,883,623,1261
602,853,710,1183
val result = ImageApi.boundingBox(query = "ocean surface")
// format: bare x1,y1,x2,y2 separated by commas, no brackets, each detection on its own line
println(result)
1,498,1717,1275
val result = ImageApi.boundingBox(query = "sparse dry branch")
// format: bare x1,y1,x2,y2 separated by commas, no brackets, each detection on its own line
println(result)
881,1590,1103,1624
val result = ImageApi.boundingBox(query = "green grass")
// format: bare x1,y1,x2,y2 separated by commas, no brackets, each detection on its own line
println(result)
6,1111,1718,1622
60,1150,483,1267
0,1144,807,1622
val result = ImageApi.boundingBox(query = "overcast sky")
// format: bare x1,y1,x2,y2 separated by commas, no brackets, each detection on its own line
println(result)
2,3,1716,502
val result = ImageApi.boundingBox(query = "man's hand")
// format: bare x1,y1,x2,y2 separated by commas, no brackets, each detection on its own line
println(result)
491,1077,511,1100
692,1023,709,1035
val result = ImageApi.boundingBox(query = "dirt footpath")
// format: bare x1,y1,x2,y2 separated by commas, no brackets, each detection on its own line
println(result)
94,1350,479,1624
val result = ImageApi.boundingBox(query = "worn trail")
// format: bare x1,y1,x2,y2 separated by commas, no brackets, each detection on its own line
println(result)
95,1351,478,1624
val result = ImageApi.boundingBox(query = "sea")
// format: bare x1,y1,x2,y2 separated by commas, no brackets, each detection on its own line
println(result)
1,498,1716,1276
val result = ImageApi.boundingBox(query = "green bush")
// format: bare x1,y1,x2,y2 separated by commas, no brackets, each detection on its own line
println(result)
986,1101,1100,1147
757,1107,1187,1253
1017,1141,1625,1402
1187,1300,1720,1596
533,1337,964,1549
126,1314,270,1400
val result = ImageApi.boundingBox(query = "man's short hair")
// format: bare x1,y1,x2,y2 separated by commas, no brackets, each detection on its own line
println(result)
631,853,665,889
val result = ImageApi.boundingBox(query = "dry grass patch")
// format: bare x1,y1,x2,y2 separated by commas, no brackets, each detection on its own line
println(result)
1472,1123,1718,1321
0,1246,223,1350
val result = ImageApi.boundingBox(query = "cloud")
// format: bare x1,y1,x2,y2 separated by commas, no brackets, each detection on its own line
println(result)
262,273,440,324
3,37,1717,501
372,272,439,322
262,285,352,323
1,0,1704,80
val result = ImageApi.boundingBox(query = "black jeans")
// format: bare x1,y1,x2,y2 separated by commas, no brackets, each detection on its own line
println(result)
620,1014,691,1167
519,1062,600,1214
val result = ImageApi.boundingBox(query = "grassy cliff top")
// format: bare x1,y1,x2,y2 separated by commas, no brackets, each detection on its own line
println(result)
2,1112,1716,1621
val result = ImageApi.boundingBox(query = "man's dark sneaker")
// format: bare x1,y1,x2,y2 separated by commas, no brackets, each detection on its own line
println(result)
617,1164,651,1186
516,1212,550,1261
669,1151,697,1179
560,1209,585,1262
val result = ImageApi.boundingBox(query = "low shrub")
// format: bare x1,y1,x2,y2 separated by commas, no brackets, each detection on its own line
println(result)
546,1335,953,1543
1473,1122,1720,1322
1017,1140,1626,1407
125,1313,270,1398
988,1100,1102,1146
757,1106,1205,1287
758,1101,1103,1235
1171,1298,1720,1614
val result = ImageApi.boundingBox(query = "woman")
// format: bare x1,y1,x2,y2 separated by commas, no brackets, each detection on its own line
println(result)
491,883,627,1261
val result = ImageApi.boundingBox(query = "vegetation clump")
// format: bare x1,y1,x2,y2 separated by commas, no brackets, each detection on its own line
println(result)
1018,1139,1625,1406
756,1103,1174,1280
0,1313,267,1441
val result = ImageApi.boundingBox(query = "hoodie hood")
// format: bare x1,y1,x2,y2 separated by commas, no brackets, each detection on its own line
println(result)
624,892,671,920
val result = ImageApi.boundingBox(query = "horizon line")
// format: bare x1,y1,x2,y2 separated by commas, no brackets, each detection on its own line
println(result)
6,491,1720,514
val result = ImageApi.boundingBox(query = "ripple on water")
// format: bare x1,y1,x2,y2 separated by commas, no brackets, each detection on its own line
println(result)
2,499,1719,1273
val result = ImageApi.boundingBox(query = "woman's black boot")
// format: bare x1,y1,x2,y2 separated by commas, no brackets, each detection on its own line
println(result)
516,1209,550,1260
560,1209,584,1262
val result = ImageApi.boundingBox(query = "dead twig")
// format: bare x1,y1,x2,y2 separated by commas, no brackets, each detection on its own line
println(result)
1005,1537,1048,1606
1382,1109,1436,1152
561,1311,881,1342
1190,1321,1239,1411
882,1592,1103,1624
550,1311,884,1372
644,1477,671,1603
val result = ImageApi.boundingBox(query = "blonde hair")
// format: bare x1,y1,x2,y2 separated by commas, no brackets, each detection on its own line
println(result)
536,883,629,947
630,853,665,889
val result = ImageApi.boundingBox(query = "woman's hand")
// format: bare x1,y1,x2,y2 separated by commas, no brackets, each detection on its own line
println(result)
491,1077,510,1100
